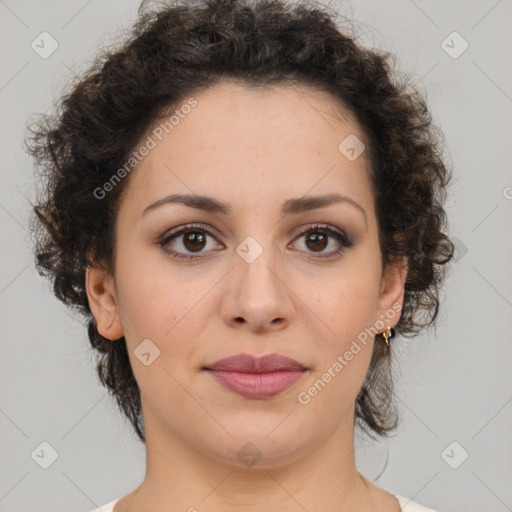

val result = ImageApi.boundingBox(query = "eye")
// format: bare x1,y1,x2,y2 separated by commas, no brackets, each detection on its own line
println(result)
290,224,353,259
157,223,353,261
157,224,223,260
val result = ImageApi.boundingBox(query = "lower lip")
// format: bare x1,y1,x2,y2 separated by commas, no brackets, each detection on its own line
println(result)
206,369,306,399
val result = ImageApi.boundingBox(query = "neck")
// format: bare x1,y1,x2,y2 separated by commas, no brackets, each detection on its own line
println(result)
122,403,381,512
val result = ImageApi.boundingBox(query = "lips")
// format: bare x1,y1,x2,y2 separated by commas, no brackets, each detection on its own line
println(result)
203,353,308,399
205,353,307,372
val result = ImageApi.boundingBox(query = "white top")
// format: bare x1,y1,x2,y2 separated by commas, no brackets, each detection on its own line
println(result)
89,493,437,511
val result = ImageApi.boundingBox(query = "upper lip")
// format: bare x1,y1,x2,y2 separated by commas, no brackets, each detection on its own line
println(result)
204,353,307,372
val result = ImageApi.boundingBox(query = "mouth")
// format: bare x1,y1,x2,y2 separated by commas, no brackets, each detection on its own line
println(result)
202,353,309,399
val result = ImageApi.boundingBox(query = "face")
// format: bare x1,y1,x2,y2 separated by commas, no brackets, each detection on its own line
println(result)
87,81,407,468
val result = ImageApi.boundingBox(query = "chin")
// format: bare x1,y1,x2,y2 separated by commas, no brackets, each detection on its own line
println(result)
198,415,315,470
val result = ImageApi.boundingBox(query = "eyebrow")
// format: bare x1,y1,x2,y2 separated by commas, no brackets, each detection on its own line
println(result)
142,193,367,227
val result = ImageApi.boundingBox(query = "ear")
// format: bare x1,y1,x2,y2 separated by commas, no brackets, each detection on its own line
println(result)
377,255,408,328
85,263,124,340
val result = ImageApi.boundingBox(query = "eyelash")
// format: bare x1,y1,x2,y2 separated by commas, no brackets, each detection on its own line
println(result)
157,223,353,261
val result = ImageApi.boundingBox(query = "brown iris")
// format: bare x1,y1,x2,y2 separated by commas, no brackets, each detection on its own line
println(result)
305,231,328,252
183,230,206,252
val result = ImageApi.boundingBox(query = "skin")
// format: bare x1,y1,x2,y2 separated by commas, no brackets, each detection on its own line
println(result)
86,81,408,512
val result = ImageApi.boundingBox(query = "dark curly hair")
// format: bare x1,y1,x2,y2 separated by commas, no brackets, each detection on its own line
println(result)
25,0,454,444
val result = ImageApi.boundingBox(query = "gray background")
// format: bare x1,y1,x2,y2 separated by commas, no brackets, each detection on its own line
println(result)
1,0,511,511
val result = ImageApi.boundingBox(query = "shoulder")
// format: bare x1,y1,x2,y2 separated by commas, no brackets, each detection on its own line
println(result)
393,494,438,512
88,495,438,512
88,498,119,512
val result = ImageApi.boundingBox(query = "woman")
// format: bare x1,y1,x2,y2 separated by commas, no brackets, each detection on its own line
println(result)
26,0,454,510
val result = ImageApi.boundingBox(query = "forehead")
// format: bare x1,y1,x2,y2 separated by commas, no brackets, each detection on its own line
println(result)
165,80,366,153
120,81,373,214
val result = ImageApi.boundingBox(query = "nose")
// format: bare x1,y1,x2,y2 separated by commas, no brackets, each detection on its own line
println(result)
220,250,294,334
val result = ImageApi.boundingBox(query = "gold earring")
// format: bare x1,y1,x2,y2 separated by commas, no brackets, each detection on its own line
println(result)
382,325,392,346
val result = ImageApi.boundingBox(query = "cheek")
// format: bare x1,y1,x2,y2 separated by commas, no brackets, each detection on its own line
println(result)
114,251,215,373
302,280,377,410
297,249,380,387
305,259,380,336
115,274,206,408
115,241,191,331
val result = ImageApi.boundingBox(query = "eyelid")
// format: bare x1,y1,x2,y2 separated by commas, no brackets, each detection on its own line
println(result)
294,223,347,239
161,222,349,240
159,222,223,241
